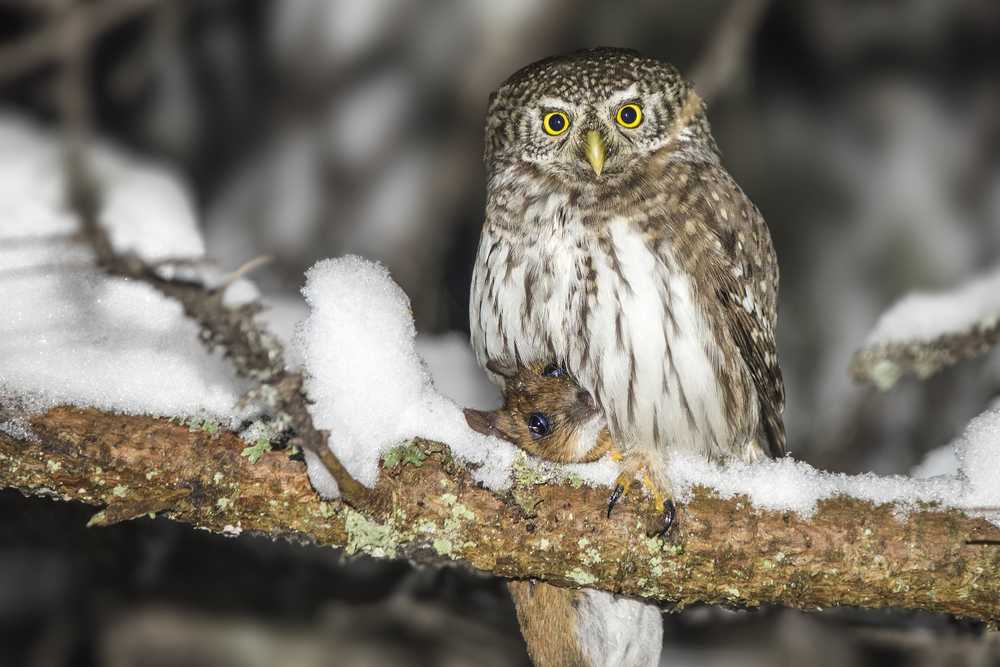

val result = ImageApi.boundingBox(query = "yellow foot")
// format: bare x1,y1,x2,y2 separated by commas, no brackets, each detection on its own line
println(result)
606,455,677,537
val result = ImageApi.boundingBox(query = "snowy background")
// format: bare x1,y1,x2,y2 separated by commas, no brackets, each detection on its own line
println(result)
2,1,1000,666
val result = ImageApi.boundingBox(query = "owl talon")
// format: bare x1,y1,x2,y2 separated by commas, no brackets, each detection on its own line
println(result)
647,498,677,538
607,483,626,518
607,468,637,517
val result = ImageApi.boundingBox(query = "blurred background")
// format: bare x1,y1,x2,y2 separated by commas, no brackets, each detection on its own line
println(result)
2,1,1000,665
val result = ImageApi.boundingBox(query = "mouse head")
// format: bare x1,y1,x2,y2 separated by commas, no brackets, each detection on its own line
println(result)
465,360,611,463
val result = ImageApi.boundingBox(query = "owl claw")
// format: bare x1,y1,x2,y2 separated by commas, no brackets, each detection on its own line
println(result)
607,483,626,518
647,498,677,538
606,463,677,536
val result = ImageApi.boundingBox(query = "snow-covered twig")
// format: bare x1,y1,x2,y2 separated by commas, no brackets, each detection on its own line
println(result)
67,192,374,507
851,268,1000,390
2,406,999,623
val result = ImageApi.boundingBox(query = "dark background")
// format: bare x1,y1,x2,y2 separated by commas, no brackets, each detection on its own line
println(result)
2,1,999,665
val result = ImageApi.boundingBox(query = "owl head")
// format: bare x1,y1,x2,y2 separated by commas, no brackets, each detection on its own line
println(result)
484,48,718,186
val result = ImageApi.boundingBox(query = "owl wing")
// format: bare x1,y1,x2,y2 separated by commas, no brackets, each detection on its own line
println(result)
717,268,786,458
698,169,786,459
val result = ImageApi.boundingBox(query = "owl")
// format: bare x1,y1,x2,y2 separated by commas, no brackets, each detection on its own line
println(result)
470,48,785,507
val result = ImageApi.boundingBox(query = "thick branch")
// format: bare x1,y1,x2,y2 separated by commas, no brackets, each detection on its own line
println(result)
3,406,999,623
851,317,1000,390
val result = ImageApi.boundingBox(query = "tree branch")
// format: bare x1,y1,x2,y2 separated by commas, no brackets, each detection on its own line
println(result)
3,406,999,623
0,0,159,84
851,318,1000,390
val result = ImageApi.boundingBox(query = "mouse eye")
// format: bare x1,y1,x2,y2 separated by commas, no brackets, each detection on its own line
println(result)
542,364,565,378
527,412,552,437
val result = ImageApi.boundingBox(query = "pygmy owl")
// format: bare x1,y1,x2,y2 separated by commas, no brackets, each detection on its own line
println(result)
470,48,785,498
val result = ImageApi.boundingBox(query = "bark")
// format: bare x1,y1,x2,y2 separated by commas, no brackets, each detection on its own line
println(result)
3,405,999,624
851,317,1000,390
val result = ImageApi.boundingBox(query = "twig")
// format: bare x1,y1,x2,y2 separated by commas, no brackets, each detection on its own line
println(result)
0,0,159,84
690,0,771,104
2,405,999,623
219,255,273,289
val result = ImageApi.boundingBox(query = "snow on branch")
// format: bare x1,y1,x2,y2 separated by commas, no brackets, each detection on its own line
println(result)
851,267,1000,389
2,406,1000,623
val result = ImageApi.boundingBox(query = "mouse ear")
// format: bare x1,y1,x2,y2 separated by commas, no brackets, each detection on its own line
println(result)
486,359,516,378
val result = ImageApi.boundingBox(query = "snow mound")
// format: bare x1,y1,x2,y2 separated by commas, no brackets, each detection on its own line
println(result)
295,256,521,490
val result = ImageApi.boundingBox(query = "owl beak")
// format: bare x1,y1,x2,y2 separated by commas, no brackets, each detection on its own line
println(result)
584,130,606,177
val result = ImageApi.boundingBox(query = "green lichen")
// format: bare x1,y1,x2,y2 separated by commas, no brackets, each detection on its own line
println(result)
112,484,128,498
239,418,291,463
564,473,585,489
425,496,479,558
344,508,398,559
383,443,427,469
318,501,335,519
433,538,454,555
512,451,552,486
187,417,220,434
241,437,272,464
450,502,475,522
870,359,902,391
582,547,602,566
567,568,597,586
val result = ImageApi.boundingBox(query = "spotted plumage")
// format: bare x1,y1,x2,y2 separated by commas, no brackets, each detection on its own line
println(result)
471,48,785,491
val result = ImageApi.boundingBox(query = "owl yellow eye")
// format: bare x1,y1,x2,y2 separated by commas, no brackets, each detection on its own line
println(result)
615,103,643,129
542,111,570,136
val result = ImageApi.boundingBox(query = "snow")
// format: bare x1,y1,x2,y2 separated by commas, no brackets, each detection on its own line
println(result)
295,256,527,490
667,409,1000,524
0,114,241,419
865,265,1000,346
910,445,959,479
253,289,500,412
94,147,205,261
954,409,1000,510
222,278,261,308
